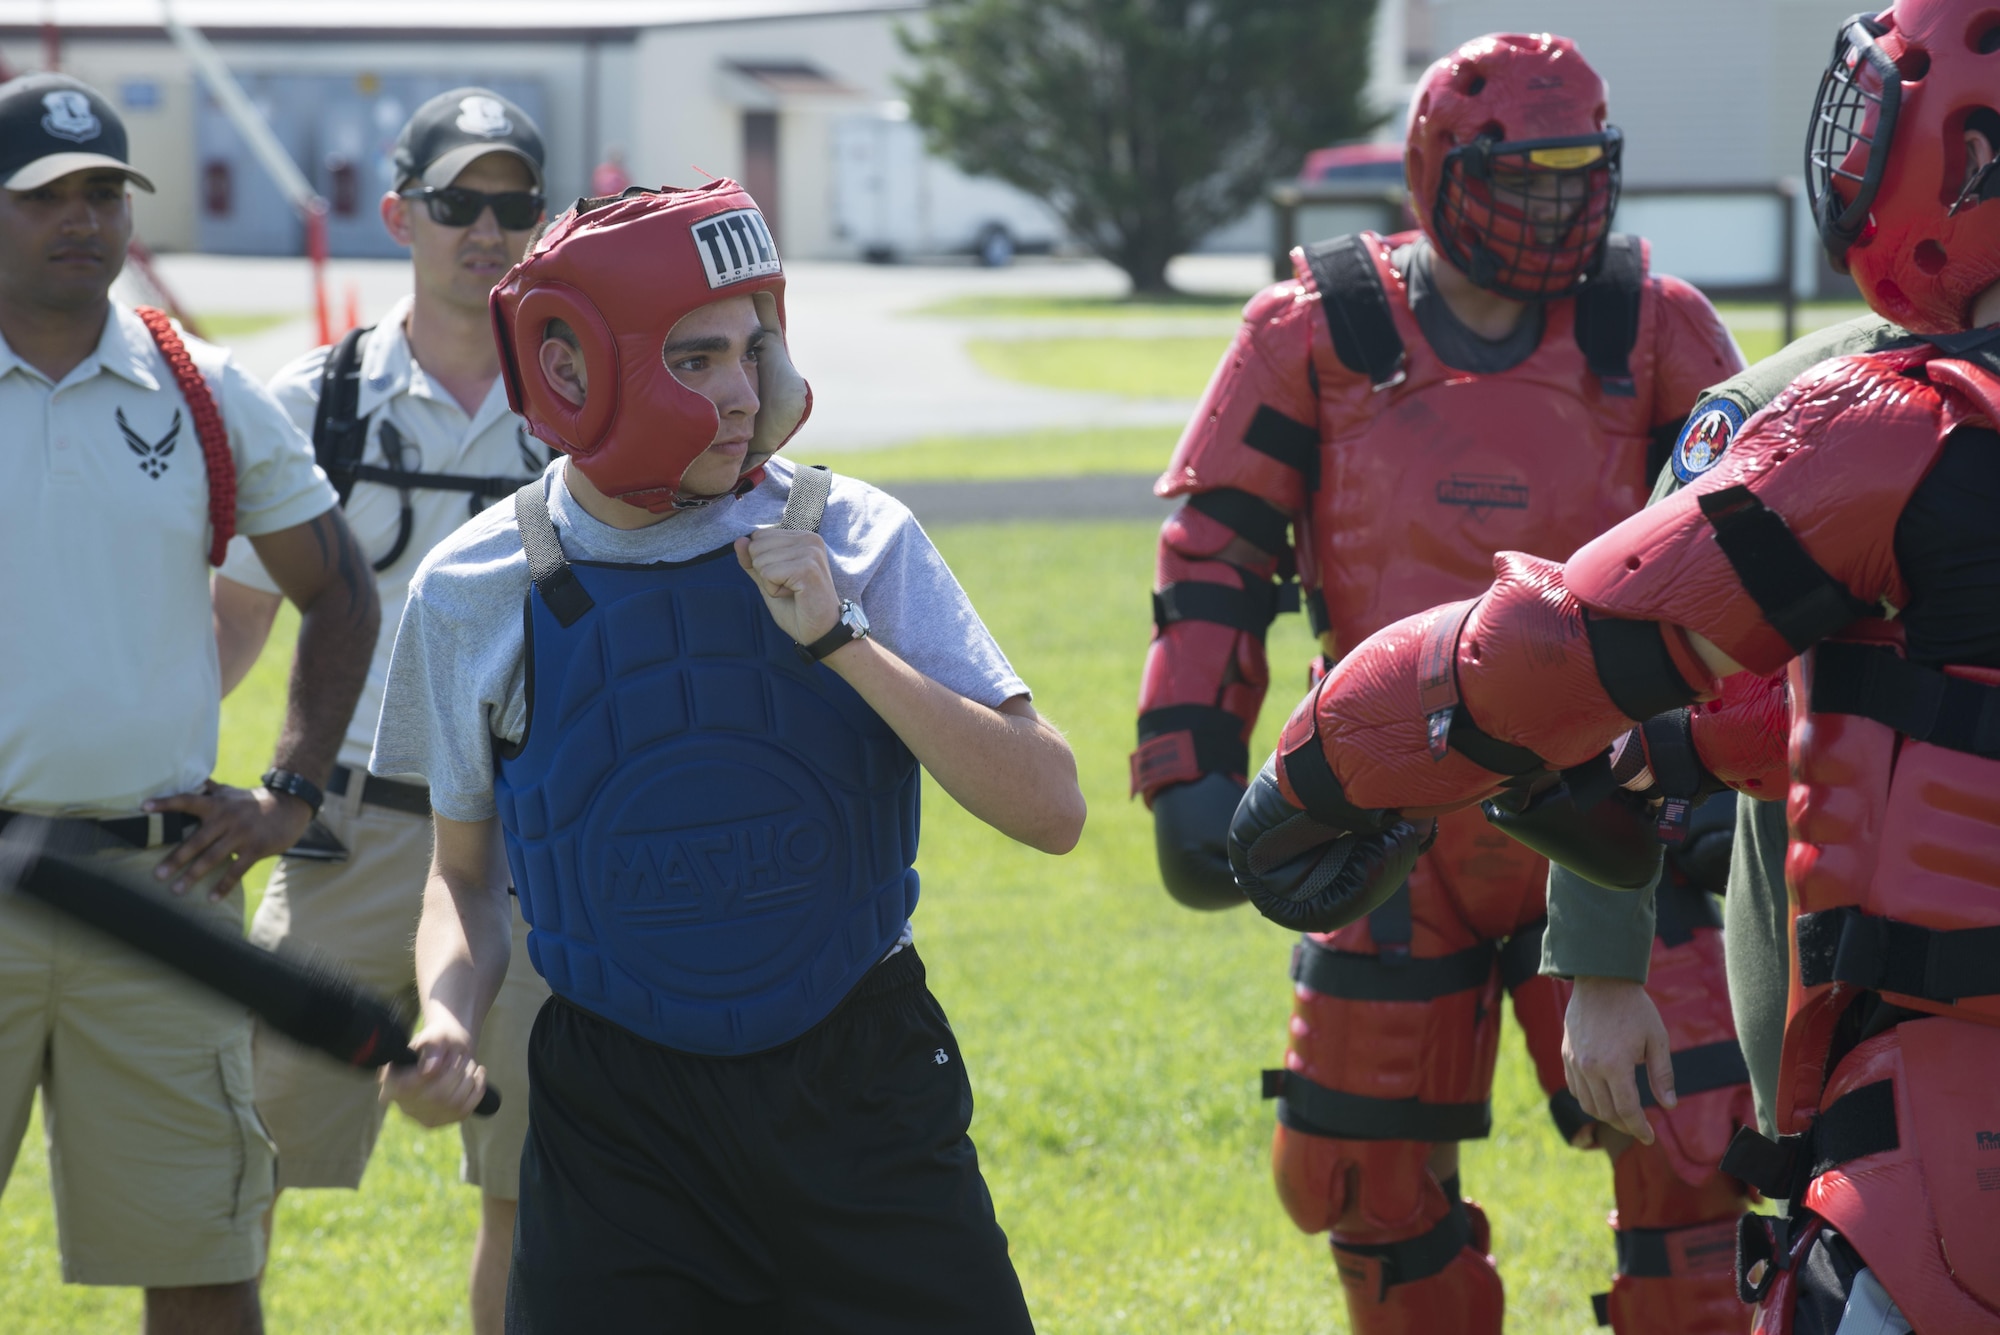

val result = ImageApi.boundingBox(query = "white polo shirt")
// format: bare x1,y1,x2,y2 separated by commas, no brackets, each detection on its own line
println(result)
0,304,336,817
219,296,548,774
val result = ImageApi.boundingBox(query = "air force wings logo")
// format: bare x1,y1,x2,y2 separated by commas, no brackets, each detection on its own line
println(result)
41,90,102,143
691,208,782,289
1671,398,1746,485
118,407,181,479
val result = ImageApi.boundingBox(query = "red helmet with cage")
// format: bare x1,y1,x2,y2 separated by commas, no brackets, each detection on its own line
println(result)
490,179,812,512
1806,2,2000,334
1405,33,1623,301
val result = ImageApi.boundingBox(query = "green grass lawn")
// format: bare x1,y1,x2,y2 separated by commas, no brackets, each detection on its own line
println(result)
958,304,1819,402
918,292,1253,320
834,426,1176,483
2,522,1627,1333
191,311,304,343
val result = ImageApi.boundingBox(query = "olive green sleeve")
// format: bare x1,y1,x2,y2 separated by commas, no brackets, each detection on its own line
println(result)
1541,862,1658,981
1538,312,1909,983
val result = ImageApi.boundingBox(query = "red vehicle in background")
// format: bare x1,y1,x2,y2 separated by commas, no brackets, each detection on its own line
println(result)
1297,140,1419,228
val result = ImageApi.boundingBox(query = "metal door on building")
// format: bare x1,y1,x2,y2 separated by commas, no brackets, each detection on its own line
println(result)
194,73,310,256
196,74,548,258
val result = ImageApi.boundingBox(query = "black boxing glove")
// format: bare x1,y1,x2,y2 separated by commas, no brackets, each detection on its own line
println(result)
1227,756,1435,933
1151,773,1249,910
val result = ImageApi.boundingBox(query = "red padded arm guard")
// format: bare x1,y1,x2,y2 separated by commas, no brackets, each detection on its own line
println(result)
1689,671,1788,798
1155,282,1319,509
1643,274,1748,430
1272,551,1716,821
1135,280,1318,803
1132,504,1286,802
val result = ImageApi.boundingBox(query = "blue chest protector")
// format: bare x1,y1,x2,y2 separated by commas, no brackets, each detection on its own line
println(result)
492,473,920,1056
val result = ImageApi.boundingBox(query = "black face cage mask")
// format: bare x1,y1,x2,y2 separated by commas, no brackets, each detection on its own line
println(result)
1806,13,1903,270
1430,129,1623,302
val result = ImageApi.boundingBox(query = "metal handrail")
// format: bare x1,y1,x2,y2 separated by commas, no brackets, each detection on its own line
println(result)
1269,179,1802,344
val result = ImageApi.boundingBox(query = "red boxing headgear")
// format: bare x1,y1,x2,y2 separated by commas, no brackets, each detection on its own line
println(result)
491,179,812,511
1405,33,1621,300
1806,1,2000,334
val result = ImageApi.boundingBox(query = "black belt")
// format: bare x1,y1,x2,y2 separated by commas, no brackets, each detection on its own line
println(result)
328,766,431,818
0,807,198,851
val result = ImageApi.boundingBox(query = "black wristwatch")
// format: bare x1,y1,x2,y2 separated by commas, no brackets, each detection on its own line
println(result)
795,599,870,663
261,768,325,816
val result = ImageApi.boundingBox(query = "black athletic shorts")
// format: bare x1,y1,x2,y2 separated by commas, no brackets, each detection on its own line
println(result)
505,946,1035,1334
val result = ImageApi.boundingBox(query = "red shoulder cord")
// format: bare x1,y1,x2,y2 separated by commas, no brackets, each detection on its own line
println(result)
133,306,236,566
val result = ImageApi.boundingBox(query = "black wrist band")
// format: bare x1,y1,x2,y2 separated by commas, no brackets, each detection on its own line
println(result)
796,620,857,663
261,768,325,816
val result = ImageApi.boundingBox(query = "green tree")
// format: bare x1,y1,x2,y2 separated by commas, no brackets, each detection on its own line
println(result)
901,0,1380,294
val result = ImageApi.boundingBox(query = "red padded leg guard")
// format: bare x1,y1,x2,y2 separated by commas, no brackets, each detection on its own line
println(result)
1600,1136,1753,1334
1603,1253,1749,1334
1331,1197,1504,1335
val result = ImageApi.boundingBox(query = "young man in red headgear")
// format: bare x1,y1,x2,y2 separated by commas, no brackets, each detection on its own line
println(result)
1133,31,1757,1335
374,180,1084,1333
1231,2,2000,1330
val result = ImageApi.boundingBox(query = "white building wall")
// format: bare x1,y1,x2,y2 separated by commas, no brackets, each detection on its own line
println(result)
631,9,919,258
1427,0,1856,186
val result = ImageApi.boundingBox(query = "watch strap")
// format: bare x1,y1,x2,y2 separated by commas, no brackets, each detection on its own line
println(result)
261,768,325,816
797,617,859,663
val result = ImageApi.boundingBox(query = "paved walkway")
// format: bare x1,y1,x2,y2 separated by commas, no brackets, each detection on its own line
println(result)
132,252,1262,450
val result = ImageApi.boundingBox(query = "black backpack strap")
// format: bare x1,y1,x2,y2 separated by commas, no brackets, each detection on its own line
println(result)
512,479,594,628
312,325,375,506
1574,234,1644,397
1301,235,1406,391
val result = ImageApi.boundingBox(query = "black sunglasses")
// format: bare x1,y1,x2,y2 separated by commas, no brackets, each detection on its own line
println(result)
400,186,545,231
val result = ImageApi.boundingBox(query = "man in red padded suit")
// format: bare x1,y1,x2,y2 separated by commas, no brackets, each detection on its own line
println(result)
1132,31,1756,1335
1230,3,2000,1330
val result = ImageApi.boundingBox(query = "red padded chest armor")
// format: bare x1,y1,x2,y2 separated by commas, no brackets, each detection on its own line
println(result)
1302,232,1663,654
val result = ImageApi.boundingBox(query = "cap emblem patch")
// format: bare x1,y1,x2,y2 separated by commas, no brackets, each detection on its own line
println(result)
455,95,512,138
691,208,782,289
40,90,101,144
1671,399,1746,485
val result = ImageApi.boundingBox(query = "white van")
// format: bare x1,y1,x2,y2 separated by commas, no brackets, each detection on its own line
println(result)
831,105,1064,266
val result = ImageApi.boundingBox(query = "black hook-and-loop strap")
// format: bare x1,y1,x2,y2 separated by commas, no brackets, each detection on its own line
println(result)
1719,1078,1898,1202
1796,905,2000,1003
1331,1193,1475,1301
1811,640,2000,759
1697,485,1872,654
1290,932,1495,1003
1263,1065,1493,1143
1152,579,1288,636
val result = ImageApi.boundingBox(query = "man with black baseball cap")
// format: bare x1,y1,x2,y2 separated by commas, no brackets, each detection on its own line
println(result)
214,85,550,1335
0,72,377,1335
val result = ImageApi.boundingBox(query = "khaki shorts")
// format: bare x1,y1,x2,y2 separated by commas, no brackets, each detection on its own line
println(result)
0,844,274,1287
248,781,545,1197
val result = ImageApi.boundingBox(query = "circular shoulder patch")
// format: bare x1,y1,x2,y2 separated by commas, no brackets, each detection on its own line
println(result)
1670,398,1747,485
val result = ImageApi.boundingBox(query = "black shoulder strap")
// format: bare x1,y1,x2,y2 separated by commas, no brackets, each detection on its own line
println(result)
512,480,594,628
1574,233,1644,397
312,325,375,507
1301,235,1406,390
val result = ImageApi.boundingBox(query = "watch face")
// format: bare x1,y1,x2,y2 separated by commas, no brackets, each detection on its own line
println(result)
842,600,869,636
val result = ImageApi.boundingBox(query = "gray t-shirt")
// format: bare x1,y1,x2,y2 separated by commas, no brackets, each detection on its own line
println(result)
371,456,1030,823
1399,237,1547,375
